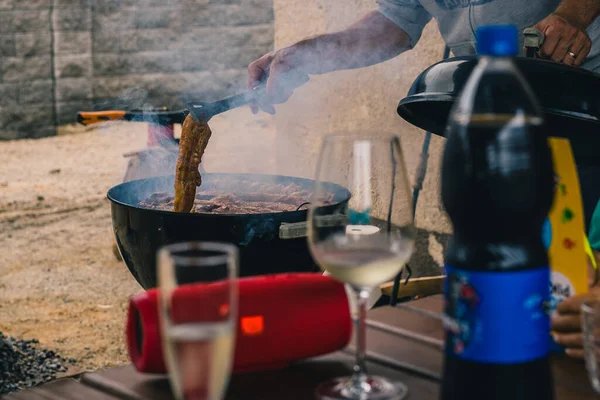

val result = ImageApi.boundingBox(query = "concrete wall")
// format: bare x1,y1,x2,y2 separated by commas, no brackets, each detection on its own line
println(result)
0,0,274,140
272,0,451,277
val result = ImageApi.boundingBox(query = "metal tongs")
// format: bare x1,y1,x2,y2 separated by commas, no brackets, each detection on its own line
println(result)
186,83,266,122
77,83,266,126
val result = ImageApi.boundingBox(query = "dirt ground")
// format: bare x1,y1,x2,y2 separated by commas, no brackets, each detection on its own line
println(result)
0,109,277,372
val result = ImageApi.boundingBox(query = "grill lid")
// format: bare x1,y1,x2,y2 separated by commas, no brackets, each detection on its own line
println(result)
396,55,600,166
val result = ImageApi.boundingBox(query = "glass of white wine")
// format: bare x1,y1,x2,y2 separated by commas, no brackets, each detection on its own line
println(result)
307,133,415,400
157,242,238,400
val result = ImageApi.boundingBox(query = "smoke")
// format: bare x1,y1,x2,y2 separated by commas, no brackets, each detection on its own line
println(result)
85,0,280,202
98,0,441,223
266,2,397,178
93,87,151,112
91,0,456,285
262,0,452,232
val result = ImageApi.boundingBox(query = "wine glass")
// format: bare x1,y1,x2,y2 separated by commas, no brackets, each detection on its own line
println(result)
157,242,238,400
307,133,416,400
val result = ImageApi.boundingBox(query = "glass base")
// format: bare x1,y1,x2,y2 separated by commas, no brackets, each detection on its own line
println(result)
316,376,408,400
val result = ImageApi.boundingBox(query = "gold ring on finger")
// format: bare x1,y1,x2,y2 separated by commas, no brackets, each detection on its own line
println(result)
568,51,577,58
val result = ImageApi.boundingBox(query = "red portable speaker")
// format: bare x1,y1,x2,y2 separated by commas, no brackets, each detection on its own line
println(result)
126,273,353,374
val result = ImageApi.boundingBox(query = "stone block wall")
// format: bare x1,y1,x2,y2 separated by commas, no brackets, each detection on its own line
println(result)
0,1,56,139
0,0,274,139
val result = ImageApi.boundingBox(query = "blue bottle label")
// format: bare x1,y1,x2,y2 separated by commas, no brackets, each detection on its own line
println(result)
444,265,551,364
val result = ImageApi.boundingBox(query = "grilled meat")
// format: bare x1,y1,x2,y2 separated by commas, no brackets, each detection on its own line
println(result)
173,115,212,212
139,179,335,215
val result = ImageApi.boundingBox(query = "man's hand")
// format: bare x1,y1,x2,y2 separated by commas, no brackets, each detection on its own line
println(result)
533,13,592,66
247,45,312,115
552,251,600,358
551,290,592,358
532,0,600,68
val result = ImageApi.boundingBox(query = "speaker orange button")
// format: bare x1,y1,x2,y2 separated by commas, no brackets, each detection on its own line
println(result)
241,315,264,336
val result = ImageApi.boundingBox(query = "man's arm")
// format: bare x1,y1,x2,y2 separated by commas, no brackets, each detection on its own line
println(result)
247,11,411,114
307,11,412,74
533,0,600,66
555,0,600,29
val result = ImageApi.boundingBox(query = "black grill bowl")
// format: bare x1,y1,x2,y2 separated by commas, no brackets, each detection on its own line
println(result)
107,173,350,289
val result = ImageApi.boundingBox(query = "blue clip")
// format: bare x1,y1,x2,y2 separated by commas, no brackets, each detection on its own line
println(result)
349,209,371,225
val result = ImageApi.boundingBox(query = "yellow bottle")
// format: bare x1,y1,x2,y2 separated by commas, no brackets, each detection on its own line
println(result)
546,137,588,351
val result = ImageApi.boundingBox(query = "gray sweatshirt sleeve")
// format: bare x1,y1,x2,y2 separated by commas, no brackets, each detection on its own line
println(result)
376,0,432,48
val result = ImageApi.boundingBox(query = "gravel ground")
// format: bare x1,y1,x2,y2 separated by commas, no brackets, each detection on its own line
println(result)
0,109,276,374
0,333,76,395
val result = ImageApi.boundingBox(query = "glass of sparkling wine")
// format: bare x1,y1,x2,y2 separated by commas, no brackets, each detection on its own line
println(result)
308,133,415,400
157,242,238,400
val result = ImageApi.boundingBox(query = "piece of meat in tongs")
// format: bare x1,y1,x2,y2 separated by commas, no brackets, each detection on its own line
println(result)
174,115,211,212
174,83,267,212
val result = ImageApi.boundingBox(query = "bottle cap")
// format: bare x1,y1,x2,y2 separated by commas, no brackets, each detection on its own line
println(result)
476,24,519,56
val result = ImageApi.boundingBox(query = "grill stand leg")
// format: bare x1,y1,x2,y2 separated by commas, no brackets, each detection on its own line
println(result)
389,45,450,306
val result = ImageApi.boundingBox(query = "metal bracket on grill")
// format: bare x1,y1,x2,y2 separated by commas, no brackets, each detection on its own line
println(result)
279,214,348,239
524,27,545,58
279,221,308,239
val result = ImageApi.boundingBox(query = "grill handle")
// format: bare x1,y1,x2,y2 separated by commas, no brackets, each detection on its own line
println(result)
279,214,348,239
524,27,545,58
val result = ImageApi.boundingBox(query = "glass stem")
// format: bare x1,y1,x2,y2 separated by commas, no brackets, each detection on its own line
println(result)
351,288,371,391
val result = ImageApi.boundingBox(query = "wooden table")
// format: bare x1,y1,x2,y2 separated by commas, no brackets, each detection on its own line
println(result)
2,295,597,399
